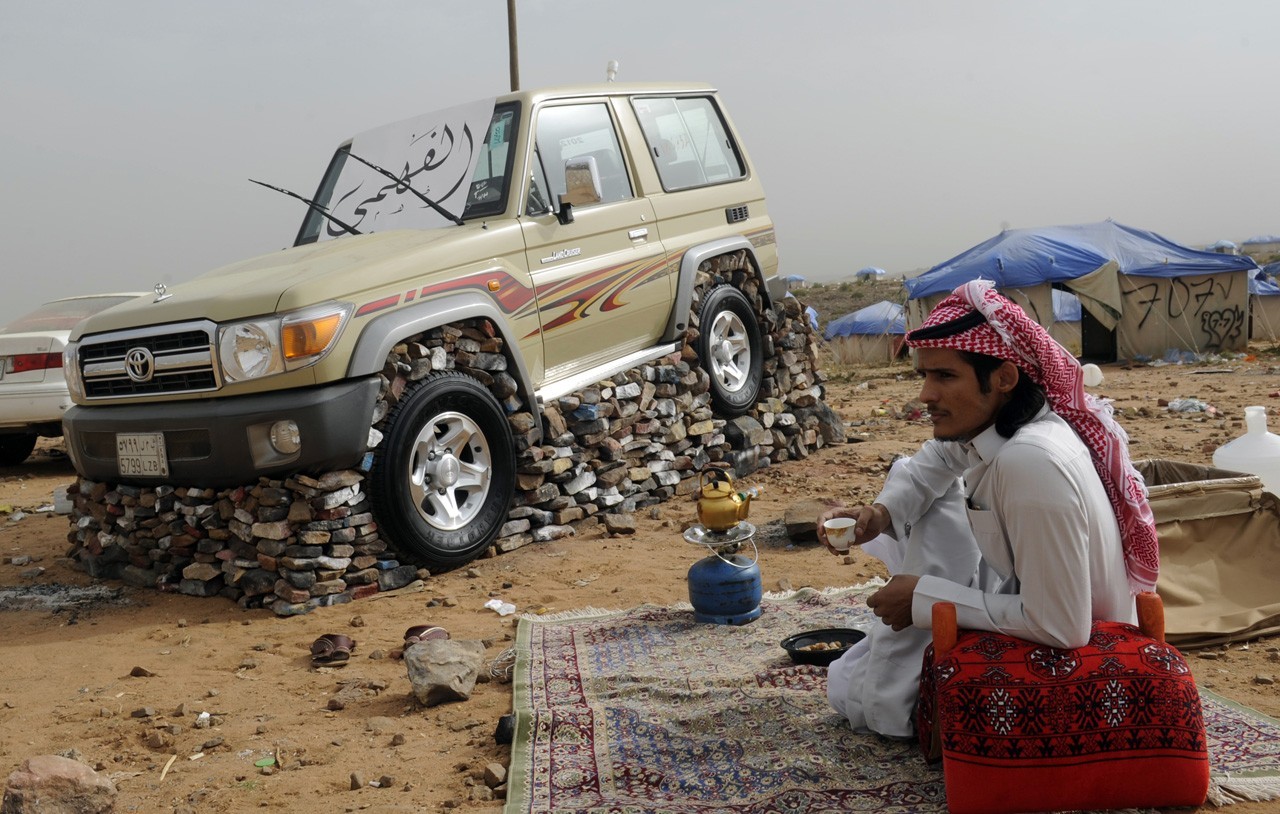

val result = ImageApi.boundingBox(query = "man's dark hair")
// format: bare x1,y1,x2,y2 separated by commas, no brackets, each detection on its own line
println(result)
959,351,1046,438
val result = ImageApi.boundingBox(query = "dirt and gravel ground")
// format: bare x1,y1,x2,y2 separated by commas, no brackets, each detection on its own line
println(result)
2,355,1278,813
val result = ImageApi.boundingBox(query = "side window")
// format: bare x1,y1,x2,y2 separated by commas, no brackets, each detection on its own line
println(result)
534,103,633,208
632,96,745,192
462,104,520,219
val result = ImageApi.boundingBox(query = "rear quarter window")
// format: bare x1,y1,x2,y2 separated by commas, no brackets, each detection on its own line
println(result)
631,96,745,192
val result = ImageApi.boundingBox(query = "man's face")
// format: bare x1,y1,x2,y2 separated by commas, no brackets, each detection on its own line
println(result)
914,348,1008,442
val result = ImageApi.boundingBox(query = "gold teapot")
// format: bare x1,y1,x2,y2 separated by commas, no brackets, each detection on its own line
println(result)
696,469,758,532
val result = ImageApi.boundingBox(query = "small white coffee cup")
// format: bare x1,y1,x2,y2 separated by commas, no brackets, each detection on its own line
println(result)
823,517,858,552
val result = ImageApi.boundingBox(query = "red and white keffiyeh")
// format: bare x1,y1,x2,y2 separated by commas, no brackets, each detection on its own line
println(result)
908,280,1159,594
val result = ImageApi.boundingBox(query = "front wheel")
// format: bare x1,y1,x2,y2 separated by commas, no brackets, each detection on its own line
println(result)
0,434,37,466
698,285,763,417
370,372,515,571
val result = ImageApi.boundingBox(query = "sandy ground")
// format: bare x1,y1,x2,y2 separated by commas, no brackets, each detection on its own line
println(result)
2,357,1279,813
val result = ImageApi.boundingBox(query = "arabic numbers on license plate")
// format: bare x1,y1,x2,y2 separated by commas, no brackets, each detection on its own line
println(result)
116,432,169,478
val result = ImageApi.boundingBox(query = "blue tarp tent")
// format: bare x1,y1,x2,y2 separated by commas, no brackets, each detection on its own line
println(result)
856,267,887,281
905,221,1256,299
903,221,1258,360
1250,271,1280,297
1250,271,1280,342
824,301,907,363
824,300,905,339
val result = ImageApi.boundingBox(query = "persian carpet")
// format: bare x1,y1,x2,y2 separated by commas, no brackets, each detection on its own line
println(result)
504,586,1280,814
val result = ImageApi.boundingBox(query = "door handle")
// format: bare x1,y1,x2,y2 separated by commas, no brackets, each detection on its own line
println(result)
628,228,649,241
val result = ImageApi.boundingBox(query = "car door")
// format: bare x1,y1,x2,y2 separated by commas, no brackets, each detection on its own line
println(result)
520,101,671,384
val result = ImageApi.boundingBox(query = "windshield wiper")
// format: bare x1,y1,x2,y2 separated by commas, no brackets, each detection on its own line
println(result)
345,151,466,226
249,178,362,237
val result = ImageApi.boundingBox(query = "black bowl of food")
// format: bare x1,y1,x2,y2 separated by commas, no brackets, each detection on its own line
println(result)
780,628,866,666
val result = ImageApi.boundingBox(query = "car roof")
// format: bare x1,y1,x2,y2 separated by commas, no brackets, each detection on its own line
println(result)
497,81,718,106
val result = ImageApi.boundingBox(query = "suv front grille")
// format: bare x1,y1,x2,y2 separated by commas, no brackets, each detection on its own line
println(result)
78,321,220,398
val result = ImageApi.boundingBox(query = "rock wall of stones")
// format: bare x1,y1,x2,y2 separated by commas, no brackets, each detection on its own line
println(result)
67,251,842,615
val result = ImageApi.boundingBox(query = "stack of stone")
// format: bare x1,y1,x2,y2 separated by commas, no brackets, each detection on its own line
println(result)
68,262,840,615
69,471,424,616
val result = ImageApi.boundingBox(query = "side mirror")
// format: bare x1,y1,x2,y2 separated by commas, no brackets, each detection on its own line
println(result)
553,155,603,225
562,155,602,206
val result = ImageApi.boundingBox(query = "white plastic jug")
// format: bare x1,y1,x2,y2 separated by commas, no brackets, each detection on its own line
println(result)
1213,406,1280,496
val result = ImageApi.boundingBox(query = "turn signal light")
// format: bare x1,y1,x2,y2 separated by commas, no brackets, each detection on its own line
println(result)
282,312,344,361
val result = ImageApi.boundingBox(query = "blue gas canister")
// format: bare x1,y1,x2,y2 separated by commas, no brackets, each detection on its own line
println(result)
683,520,762,625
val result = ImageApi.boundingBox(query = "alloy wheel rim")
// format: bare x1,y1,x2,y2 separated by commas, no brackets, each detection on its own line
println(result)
709,310,750,392
408,410,493,531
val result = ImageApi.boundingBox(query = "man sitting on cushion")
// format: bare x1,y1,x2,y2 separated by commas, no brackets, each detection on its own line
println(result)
819,280,1158,737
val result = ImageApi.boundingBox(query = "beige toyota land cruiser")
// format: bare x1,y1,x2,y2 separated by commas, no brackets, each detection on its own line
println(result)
62,82,784,569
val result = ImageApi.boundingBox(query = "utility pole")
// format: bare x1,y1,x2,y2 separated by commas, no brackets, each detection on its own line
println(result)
507,0,519,92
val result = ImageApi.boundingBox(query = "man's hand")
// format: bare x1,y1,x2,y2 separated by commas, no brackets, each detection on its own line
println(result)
865,574,920,631
815,503,891,555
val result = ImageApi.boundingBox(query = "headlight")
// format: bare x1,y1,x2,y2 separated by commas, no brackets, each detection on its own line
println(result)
63,342,84,401
218,302,351,383
220,320,283,382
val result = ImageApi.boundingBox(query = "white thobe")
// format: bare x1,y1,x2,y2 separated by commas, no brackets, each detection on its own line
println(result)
827,457,978,738
828,405,1137,737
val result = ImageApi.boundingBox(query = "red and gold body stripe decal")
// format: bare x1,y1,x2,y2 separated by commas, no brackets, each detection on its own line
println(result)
353,269,539,320
351,249,674,336
532,255,669,336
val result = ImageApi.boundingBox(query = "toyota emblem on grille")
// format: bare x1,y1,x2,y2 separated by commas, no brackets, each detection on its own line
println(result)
125,348,156,383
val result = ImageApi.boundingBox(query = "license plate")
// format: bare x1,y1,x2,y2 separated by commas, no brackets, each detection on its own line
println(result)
116,432,169,478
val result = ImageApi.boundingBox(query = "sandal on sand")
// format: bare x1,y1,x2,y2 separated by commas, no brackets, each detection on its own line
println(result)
392,625,450,659
404,625,449,645
310,634,356,666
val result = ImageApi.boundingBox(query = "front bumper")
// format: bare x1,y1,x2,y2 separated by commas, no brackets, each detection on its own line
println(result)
63,377,381,488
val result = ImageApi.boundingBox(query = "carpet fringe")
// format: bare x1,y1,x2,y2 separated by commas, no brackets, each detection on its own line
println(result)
517,606,620,622
763,580,885,601
1208,774,1280,806
521,585,886,622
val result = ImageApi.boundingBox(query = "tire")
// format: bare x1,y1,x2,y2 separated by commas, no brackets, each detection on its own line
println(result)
698,285,763,417
369,371,515,570
0,434,37,466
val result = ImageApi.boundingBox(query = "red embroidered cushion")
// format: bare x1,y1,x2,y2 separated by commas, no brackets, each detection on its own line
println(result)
917,620,1209,814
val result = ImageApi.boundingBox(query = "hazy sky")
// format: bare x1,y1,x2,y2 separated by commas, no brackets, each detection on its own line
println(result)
3,1,1278,328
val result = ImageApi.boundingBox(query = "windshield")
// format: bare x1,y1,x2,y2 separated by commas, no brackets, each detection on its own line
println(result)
297,101,521,244
2,296,141,334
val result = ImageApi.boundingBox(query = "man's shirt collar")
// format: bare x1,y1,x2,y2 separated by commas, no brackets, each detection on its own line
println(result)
963,403,1053,464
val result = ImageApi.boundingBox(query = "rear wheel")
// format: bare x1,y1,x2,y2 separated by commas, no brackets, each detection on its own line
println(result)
0,434,37,466
370,372,515,570
698,285,763,417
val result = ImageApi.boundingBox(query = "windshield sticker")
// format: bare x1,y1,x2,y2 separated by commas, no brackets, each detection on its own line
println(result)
322,98,496,238
489,112,509,150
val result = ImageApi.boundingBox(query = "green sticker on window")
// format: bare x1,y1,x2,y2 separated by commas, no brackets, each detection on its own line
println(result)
489,113,511,150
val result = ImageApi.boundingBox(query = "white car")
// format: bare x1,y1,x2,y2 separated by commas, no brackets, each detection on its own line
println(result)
0,294,147,465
